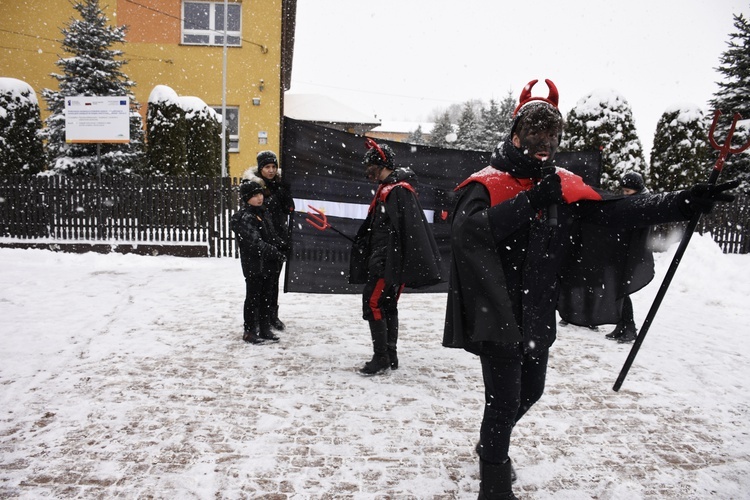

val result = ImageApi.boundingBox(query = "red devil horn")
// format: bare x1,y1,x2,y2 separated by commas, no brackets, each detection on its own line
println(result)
364,138,387,162
518,79,538,108
545,79,559,107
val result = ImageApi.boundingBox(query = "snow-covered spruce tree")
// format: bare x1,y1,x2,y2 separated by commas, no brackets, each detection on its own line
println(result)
146,85,188,176
41,0,145,176
455,101,481,150
180,96,222,177
709,12,750,190
561,89,647,191
477,91,516,152
0,78,45,176
649,104,711,192
405,125,426,146
428,111,454,148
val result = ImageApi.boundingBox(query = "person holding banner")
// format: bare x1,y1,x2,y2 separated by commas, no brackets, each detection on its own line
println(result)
442,78,738,499
350,139,442,376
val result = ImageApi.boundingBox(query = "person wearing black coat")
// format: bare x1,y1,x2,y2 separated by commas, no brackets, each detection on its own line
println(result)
442,79,738,499
230,176,286,345
605,171,652,343
350,140,442,376
251,150,295,332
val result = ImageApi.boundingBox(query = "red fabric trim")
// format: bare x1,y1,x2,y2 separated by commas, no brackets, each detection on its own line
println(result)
457,166,602,207
368,181,416,213
368,278,387,321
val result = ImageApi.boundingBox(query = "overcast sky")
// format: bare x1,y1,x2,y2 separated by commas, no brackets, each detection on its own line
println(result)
290,0,748,155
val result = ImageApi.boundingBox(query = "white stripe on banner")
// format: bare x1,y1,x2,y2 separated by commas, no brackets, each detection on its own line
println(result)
294,198,435,222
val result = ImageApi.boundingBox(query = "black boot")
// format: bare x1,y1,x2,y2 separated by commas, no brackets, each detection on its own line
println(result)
605,323,625,340
242,324,266,345
271,306,286,331
359,320,390,376
617,325,638,344
475,442,516,483
478,459,518,500
258,319,280,342
386,311,399,370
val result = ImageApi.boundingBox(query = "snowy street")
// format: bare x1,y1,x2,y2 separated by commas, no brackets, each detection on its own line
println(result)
1,235,749,499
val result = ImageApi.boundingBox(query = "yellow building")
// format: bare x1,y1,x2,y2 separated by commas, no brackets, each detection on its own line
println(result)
0,0,296,178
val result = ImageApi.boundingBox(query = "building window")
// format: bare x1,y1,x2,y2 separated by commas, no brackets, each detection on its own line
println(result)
182,2,241,46
211,106,240,152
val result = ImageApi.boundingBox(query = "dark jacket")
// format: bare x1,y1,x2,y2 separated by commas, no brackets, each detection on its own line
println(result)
230,205,284,278
256,170,295,253
443,145,690,356
349,167,442,289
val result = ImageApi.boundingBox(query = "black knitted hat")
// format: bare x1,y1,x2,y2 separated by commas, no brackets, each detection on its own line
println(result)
256,150,278,168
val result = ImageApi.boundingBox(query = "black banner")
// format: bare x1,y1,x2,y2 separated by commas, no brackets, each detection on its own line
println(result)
281,118,601,294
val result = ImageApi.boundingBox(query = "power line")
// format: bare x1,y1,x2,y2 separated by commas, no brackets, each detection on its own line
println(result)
124,0,268,53
0,27,174,64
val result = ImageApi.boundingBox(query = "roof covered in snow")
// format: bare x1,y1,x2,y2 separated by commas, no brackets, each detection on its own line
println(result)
284,93,380,126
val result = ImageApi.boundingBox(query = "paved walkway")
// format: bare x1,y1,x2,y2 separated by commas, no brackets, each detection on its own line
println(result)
1,286,748,499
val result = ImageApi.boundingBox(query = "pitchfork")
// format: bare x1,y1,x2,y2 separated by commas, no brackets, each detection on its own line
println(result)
305,205,355,242
614,110,750,391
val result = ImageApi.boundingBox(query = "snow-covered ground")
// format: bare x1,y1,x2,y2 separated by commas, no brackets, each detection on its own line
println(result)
1,234,749,499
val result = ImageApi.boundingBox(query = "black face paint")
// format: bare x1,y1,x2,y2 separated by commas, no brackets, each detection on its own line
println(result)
517,128,560,163
365,164,381,181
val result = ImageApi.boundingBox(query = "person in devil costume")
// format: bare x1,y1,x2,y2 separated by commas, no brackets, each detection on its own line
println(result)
350,139,442,376
442,79,738,499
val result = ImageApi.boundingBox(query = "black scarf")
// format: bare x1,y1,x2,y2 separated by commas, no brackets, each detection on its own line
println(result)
490,136,545,179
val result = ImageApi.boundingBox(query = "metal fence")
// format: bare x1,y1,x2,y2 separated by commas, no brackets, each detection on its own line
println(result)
0,175,748,256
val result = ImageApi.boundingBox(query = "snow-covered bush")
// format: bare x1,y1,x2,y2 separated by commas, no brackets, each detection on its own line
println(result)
561,89,647,191
0,78,44,176
146,85,188,176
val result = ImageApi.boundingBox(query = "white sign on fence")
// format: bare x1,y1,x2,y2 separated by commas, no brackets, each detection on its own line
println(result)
65,96,130,143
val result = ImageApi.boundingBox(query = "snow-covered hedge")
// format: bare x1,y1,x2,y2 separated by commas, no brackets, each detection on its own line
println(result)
0,77,45,176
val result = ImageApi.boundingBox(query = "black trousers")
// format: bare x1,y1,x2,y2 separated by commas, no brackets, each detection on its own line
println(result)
243,273,275,331
361,277,404,321
478,344,549,463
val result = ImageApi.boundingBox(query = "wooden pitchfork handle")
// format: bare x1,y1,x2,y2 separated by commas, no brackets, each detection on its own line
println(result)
613,110,750,391
305,205,355,242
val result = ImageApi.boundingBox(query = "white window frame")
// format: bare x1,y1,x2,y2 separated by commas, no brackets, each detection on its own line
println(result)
211,106,240,152
182,1,242,47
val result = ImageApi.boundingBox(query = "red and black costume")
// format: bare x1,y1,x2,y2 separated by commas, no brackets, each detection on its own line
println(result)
442,137,691,466
350,166,442,372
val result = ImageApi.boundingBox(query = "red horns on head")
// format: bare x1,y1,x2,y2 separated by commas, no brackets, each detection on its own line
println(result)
364,138,387,163
513,78,559,116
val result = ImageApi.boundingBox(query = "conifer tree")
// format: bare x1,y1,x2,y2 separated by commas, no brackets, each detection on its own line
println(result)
405,125,426,146
0,78,45,176
709,12,750,189
41,0,145,176
182,97,222,177
477,99,503,151
649,104,711,192
428,111,454,149
455,102,480,150
561,89,647,191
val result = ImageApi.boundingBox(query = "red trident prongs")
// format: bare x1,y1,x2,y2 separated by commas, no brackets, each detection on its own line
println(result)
305,205,329,231
708,110,750,173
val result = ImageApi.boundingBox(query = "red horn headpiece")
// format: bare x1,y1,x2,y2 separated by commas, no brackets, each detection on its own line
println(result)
364,138,387,163
513,78,559,116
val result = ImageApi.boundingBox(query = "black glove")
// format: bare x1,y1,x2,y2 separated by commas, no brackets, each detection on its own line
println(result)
681,180,739,216
525,173,563,210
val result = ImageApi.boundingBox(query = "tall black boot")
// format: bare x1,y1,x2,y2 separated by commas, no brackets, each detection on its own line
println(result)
478,459,518,500
385,311,399,370
258,310,279,342
359,320,390,376
271,305,286,331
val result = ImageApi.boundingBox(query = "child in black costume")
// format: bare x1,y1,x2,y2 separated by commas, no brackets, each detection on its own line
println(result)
230,177,286,344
